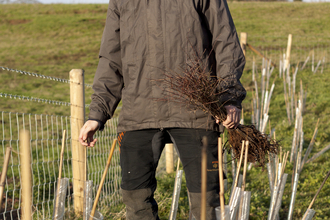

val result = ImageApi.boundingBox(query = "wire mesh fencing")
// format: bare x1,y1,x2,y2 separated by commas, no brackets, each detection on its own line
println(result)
0,67,123,219
0,111,120,220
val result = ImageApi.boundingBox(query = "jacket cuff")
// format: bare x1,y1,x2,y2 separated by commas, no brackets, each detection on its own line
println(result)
88,110,108,131
88,110,109,124
219,94,243,109
87,119,105,131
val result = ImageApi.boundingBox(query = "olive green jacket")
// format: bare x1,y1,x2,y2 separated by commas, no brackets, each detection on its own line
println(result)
89,0,246,133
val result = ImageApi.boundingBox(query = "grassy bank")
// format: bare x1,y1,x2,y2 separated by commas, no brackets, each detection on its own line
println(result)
0,2,330,219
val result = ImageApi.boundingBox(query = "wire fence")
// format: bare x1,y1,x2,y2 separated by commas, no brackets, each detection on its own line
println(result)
0,68,122,220
0,111,120,220
0,67,93,88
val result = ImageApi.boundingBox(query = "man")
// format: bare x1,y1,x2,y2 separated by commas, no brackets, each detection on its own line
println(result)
79,0,246,219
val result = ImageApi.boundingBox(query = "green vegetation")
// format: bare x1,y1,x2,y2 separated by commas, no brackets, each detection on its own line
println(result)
0,2,330,219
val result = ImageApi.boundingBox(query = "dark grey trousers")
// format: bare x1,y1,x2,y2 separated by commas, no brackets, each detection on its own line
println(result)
118,128,222,220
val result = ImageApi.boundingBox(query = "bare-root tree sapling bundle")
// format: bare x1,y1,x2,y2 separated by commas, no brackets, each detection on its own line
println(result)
159,51,279,167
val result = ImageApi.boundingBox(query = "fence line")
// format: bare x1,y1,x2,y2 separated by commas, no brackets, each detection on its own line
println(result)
0,92,91,108
0,111,120,220
0,67,122,219
0,66,93,88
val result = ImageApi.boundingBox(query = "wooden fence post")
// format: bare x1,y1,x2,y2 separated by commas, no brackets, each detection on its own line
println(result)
285,34,292,70
240,32,248,56
70,69,86,215
166,143,174,173
20,130,32,220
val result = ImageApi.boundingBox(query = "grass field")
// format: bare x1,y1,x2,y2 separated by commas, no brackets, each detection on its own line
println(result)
1,2,330,219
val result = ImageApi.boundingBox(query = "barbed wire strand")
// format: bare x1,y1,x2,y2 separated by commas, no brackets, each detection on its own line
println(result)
0,92,90,108
0,66,92,88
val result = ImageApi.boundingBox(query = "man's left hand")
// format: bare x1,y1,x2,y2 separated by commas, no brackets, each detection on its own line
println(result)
216,105,241,129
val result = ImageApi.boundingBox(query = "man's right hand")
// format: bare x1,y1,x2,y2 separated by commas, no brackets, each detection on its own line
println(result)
79,120,99,147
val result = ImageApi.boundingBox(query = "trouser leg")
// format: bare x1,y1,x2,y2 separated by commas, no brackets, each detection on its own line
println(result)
121,188,159,220
167,128,222,220
189,190,220,220
118,129,170,220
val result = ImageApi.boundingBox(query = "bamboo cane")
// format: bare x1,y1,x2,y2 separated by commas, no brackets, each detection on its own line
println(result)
238,141,250,219
54,130,66,219
300,119,320,173
223,151,228,192
242,141,249,192
306,169,330,210
301,56,310,70
218,138,226,220
89,139,117,220
222,132,228,192
313,60,322,74
0,147,11,209
301,169,330,220
229,141,245,206
200,136,207,220
306,144,330,164
281,152,289,178
234,141,245,188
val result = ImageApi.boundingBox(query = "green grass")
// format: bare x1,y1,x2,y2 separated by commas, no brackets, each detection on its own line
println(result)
1,2,330,219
